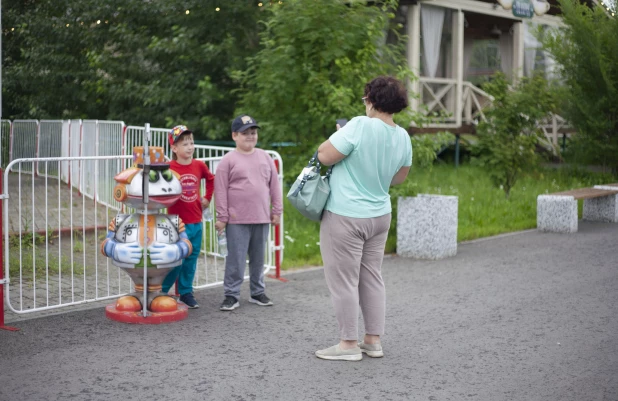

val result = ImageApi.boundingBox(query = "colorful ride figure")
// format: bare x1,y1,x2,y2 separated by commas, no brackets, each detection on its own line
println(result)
101,146,193,313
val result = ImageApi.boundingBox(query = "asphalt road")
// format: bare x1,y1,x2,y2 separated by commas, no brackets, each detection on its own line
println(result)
1,221,617,401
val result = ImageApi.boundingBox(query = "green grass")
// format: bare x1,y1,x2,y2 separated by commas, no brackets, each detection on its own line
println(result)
281,196,323,269
7,232,86,279
281,164,615,269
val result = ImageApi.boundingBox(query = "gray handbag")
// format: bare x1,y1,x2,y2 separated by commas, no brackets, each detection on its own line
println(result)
286,151,333,221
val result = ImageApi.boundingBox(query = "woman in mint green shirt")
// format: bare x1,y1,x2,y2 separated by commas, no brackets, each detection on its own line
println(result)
315,76,412,361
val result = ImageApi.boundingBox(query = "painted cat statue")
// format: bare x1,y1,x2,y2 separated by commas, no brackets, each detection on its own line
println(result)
101,146,192,317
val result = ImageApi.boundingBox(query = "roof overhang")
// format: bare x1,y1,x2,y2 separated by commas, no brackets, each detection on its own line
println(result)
420,0,564,26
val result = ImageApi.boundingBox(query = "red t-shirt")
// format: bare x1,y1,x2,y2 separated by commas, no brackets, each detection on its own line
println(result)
167,160,215,224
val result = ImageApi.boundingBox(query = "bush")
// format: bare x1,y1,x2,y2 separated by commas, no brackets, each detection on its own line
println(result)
471,73,555,198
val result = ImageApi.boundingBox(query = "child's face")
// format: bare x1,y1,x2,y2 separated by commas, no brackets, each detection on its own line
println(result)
171,134,194,161
232,128,258,153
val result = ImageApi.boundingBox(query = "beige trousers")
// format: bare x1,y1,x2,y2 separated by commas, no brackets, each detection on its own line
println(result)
319,210,391,340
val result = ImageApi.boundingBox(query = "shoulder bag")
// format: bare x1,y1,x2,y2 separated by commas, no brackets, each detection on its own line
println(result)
286,151,333,221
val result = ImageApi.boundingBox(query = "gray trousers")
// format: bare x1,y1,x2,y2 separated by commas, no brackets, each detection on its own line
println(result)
320,211,391,340
223,223,268,301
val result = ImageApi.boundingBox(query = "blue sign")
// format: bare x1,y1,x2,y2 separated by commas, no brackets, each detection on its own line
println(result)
513,0,534,18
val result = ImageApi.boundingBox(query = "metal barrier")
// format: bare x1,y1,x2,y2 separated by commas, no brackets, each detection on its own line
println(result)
68,120,82,189
37,120,64,178
11,120,39,173
125,125,170,167
3,156,132,314
0,120,12,169
3,152,284,315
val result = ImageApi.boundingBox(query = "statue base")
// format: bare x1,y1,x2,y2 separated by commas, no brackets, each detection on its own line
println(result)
105,303,189,324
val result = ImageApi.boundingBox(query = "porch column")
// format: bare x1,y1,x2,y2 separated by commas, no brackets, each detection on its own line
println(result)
512,21,525,83
453,9,464,127
407,3,421,118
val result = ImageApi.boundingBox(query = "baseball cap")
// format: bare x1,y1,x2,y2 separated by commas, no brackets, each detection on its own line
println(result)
168,125,193,146
231,115,260,133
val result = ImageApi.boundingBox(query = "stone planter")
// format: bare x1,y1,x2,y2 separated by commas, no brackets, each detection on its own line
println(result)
397,194,458,260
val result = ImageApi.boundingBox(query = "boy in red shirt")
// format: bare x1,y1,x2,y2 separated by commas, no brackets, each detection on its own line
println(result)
161,125,215,309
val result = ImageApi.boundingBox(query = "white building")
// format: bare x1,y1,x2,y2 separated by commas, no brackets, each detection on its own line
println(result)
400,0,599,137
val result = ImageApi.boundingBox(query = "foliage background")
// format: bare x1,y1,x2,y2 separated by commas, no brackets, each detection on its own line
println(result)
3,0,263,139
2,0,423,145
471,73,556,198
233,0,420,154
543,0,618,173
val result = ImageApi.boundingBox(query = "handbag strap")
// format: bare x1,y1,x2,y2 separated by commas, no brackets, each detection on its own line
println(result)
290,151,333,197
309,151,333,178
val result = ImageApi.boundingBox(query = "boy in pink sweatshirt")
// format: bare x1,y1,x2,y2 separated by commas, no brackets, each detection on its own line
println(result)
214,114,282,311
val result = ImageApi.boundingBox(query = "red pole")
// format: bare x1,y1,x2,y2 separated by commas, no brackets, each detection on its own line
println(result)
0,169,20,331
275,224,281,279
267,158,287,282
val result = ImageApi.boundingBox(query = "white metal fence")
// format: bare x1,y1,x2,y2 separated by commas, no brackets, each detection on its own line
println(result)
11,120,39,172
0,120,11,169
1,120,284,315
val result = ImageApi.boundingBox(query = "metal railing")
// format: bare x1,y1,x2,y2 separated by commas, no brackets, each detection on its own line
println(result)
0,120,11,169
1,120,285,316
3,155,283,314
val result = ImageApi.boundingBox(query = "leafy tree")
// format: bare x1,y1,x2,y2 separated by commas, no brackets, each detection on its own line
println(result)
2,0,262,139
472,73,555,198
233,0,420,154
543,0,618,174
2,0,104,119
88,0,263,138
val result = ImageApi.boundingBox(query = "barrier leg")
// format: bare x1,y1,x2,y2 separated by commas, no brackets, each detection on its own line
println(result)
267,218,287,282
266,159,287,283
0,169,19,331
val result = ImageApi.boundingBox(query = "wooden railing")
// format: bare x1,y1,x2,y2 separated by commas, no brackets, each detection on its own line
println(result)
417,78,573,154
462,82,493,125
418,77,494,127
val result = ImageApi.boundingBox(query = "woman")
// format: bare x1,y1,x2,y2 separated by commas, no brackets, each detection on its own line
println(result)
315,76,412,361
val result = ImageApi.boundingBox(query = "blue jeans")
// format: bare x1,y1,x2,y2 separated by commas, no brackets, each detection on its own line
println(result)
161,222,202,295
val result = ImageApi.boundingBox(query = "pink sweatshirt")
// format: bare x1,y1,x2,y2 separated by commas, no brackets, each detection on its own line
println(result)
214,149,283,224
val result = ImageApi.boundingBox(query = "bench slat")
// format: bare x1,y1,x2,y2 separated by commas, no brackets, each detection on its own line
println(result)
550,187,618,199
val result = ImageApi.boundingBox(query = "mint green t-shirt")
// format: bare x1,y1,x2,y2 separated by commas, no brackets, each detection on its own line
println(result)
325,116,413,218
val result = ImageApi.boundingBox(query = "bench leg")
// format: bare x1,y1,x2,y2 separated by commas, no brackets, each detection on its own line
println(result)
537,195,578,233
583,194,618,222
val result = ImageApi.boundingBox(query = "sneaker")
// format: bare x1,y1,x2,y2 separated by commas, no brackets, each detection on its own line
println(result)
249,293,273,306
315,344,362,361
179,293,199,309
220,296,239,311
358,342,384,358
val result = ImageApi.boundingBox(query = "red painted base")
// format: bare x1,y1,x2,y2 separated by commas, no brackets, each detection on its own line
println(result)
105,303,189,324
267,274,288,283
0,325,20,331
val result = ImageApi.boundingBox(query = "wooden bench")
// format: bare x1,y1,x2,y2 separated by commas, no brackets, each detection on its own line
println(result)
537,185,618,233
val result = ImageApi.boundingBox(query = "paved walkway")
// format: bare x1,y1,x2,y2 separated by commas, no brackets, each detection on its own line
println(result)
1,221,617,400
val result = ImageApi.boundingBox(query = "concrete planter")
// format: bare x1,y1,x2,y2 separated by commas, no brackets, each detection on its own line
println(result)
397,194,458,260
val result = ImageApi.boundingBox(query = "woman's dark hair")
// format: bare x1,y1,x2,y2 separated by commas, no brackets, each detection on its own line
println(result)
364,76,408,114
